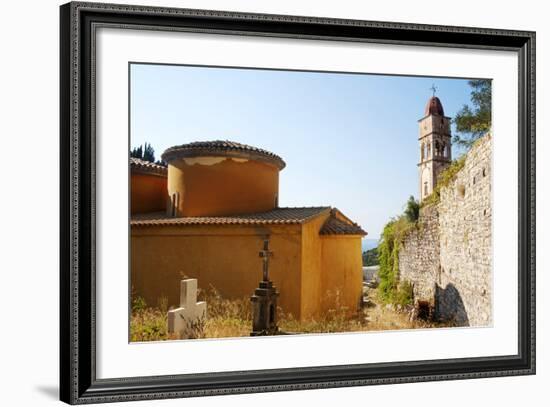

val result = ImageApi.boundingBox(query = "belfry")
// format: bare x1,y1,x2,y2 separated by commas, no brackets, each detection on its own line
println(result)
418,93,452,202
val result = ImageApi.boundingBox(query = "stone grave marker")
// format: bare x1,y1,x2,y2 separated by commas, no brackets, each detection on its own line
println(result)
167,279,207,339
250,238,279,336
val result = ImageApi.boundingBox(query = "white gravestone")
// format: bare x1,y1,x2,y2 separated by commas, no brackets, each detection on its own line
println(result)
167,279,207,338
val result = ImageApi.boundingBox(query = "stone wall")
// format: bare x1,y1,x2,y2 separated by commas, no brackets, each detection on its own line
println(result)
437,134,492,326
399,134,492,327
399,205,439,301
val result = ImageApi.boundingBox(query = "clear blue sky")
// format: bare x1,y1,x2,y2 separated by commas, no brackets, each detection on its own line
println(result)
130,63,476,239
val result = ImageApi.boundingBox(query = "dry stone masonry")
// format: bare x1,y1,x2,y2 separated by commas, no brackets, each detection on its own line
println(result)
399,134,492,327
398,205,440,302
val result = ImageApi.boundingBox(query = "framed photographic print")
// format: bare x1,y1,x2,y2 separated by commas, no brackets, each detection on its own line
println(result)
60,1,536,404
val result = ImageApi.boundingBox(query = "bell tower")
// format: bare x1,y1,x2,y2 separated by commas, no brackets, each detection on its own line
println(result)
418,90,452,202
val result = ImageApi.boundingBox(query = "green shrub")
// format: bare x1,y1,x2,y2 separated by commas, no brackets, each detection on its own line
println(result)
404,195,420,222
131,295,147,313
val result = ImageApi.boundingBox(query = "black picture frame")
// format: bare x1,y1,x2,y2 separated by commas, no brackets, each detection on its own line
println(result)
60,1,536,404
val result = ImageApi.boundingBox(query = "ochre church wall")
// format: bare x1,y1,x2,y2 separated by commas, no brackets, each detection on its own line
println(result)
131,215,364,321
320,236,363,317
298,211,363,320
130,173,167,215
300,212,329,319
131,223,304,319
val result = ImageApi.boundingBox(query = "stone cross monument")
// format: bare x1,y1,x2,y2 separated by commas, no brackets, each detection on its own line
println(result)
259,238,272,282
250,238,279,336
167,279,207,339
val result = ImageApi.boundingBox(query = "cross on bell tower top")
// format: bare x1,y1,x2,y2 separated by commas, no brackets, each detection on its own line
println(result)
430,83,438,97
258,237,273,282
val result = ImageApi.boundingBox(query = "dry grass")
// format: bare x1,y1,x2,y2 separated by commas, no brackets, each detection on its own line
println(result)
198,285,251,338
130,285,450,342
130,296,179,342
279,289,364,334
360,287,447,331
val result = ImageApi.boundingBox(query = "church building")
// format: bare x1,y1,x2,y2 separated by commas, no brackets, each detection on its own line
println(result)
130,141,366,320
418,95,452,202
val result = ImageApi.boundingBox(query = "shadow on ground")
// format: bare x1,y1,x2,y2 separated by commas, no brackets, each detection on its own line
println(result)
35,385,58,400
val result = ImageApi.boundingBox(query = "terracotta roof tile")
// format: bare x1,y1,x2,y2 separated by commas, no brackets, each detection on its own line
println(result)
319,212,367,236
130,157,167,176
131,207,330,227
424,96,445,116
161,140,286,170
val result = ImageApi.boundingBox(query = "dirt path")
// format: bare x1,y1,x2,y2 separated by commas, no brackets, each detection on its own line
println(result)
362,286,439,331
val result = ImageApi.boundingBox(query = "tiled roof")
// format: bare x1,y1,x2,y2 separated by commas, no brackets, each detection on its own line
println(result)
130,157,167,176
161,140,286,170
319,211,367,236
131,207,330,227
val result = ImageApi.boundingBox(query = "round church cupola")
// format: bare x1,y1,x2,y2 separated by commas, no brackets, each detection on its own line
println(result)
424,96,445,116
161,140,286,217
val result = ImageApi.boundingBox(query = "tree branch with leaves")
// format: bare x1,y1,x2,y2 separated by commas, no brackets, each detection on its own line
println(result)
453,79,492,147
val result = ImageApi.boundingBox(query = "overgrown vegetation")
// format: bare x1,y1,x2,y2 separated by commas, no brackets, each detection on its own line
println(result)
377,153,471,305
420,155,466,207
376,196,421,305
393,280,414,307
280,290,365,334
130,295,177,342
130,285,252,341
197,285,252,338
453,79,491,147
130,283,444,341
377,216,415,305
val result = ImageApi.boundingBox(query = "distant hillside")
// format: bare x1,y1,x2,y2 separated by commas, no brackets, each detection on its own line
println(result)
362,247,379,267
361,238,379,252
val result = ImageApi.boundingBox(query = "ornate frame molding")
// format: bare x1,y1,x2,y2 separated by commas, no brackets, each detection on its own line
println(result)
60,2,535,404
